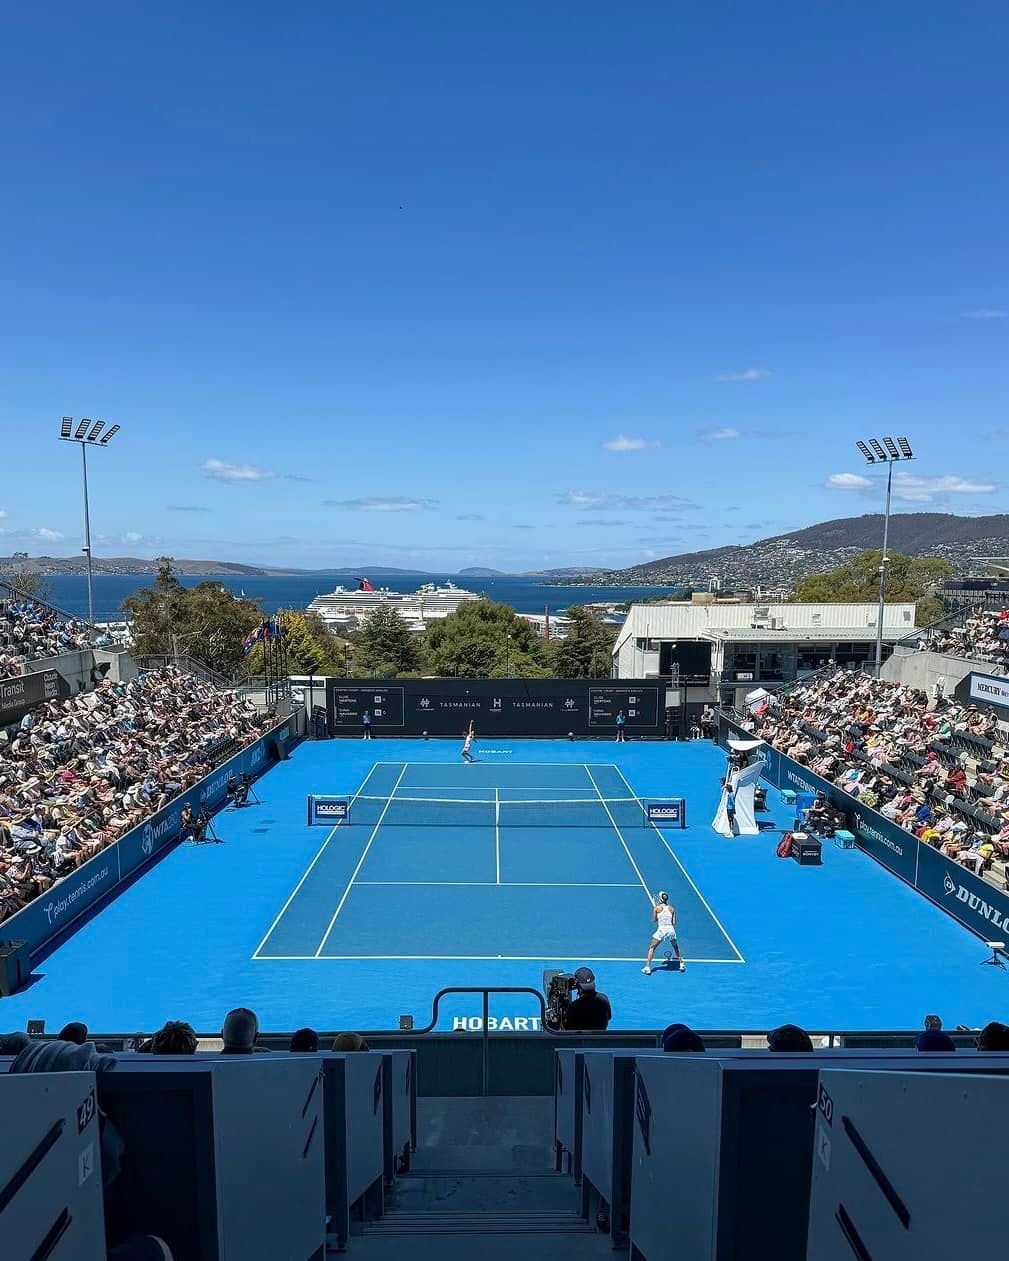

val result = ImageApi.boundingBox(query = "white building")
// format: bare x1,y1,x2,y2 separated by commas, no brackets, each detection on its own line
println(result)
613,600,918,712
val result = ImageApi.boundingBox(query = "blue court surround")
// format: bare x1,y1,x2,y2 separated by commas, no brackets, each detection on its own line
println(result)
3,738,1006,1033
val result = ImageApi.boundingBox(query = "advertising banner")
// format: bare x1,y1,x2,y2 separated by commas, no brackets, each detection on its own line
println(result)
915,840,1009,940
0,668,70,725
848,804,919,886
2,717,294,961
968,671,1009,712
325,678,667,738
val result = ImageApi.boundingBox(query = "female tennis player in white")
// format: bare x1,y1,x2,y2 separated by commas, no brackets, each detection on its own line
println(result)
642,891,685,974
461,720,475,763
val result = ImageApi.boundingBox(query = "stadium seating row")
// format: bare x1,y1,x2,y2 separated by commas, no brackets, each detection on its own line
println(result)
554,1046,1009,1259
1,1047,415,1260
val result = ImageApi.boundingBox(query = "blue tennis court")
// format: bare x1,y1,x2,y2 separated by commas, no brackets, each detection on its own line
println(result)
3,737,1007,1034
254,761,741,965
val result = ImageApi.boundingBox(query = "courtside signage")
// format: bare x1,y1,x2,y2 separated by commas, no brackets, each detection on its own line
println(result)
308,795,349,825
647,800,687,828
969,672,1009,711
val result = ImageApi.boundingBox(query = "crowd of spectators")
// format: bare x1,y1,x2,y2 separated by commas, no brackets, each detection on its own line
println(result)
754,668,1009,887
0,665,269,922
920,606,1009,670
0,595,115,677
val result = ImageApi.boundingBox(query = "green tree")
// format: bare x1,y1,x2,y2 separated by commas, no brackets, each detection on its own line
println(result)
245,609,349,676
793,549,952,625
353,607,423,677
553,605,617,678
122,557,262,676
423,599,552,678
4,569,53,604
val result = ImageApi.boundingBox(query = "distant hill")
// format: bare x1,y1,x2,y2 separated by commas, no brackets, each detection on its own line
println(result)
0,555,268,578
561,513,1009,588
520,566,606,578
457,567,507,578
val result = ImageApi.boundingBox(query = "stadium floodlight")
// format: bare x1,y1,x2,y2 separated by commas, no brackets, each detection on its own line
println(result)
57,418,126,626
855,436,916,679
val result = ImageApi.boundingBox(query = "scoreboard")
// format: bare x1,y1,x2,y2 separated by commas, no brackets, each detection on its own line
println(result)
324,679,666,738
588,686,660,728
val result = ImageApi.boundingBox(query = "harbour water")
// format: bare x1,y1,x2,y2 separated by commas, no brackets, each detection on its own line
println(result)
41,573,680,623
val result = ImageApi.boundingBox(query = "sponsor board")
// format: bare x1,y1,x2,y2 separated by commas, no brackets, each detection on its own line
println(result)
647,800,687,828
968,671,1009,711
308,795,349,824
917,841,1009,938
450,1016,544,1032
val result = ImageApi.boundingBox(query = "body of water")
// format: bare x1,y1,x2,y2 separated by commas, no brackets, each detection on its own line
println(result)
41,573,680,622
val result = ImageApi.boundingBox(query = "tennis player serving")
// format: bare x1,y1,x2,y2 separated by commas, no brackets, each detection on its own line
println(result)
642,891,685,975
461,720,475,763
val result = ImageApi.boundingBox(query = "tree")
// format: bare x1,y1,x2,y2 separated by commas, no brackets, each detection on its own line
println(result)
553,606,617,678
353,607,423,677
4,569,53,605
793,550,953,625
122,557,262,676
245,609,349,676
423,599,552,678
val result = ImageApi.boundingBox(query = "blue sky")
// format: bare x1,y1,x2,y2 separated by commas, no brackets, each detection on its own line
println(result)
1,3,1006,573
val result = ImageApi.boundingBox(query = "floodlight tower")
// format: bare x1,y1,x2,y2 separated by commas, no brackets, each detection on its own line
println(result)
58,418,123,625
855,436,914,677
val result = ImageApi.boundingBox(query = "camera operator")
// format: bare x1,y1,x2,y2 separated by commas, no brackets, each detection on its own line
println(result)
226,772,252,808
562,967,612,1031
180,801,210,844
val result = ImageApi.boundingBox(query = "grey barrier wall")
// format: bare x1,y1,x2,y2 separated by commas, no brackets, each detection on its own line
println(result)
1,715,296,960
719,713,1009,944
325,677,668,738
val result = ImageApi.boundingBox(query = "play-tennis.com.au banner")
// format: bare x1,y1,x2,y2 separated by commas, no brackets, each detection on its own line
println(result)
2,717,294,960
719,713,1009,945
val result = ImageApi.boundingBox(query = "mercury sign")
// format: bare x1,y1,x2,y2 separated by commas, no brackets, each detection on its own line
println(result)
969,672,1009,711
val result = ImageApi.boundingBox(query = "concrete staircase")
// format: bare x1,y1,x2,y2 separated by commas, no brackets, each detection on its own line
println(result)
356,1097,610,1259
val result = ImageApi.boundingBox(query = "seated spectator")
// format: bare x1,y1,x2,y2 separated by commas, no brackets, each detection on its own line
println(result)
561,967,613,1031
767,1023,813,1052
58,1020,89,1044
331,1032,370,1052
289,1027,319,1052
661,1023,705,1052
0,1030,30,1054
221,1006,260,1054
149,1020,198,1055
915,1029,957,1052
977,1021,1009,1051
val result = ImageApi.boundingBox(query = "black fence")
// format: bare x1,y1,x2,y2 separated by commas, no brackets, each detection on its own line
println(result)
324,677,669,738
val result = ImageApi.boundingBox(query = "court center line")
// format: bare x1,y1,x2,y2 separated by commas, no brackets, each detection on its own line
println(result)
250,760,386,959
495,786,501,884
584,764,654,904
610,764,746,964
313,763,409,957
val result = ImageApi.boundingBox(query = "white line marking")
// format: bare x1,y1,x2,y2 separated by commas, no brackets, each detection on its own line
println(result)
495,786,501,884
256,954,744,963
251,762,384,959
584,764,653,904
353,881,643,887
611,764,746,963
313,764,408,957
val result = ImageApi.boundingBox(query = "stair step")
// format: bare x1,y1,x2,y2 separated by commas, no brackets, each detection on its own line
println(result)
368,1211,592,1235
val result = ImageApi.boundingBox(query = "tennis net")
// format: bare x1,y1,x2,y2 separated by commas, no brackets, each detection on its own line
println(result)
344,794,654,829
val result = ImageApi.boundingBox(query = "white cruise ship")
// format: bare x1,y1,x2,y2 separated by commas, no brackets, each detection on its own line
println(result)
306,578,481,632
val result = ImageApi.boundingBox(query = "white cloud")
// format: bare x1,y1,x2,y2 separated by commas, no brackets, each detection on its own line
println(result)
960,309,1007,320
37,528,64,541
456,513,486,521
558,490,697,511
324,497,438,512
698,426,741,442
827,470,995,502
202,458,275,483
0,510,7,520
123,531,143,543
714,367,771,382
602,435,660,452
826,472,873,490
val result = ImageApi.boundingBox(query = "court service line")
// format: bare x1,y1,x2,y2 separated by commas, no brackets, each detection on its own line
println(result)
494,787,501,884
313,764,409,957
583,765,653,904
353,880,643,888
255,954,744,964
250,761,384,959
611,764,746,964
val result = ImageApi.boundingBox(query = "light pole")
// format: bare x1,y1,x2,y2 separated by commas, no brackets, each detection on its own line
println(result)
58,418,122,626
855,437,914,677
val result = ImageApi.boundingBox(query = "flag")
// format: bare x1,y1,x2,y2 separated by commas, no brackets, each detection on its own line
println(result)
357,577,375,592
241,625,265,656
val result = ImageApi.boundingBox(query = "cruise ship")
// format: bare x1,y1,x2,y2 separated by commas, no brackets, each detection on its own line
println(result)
306,578,481,632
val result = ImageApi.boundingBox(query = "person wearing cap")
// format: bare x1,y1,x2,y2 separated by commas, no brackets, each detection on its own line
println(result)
562,967,612,1030
642,891,684,975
